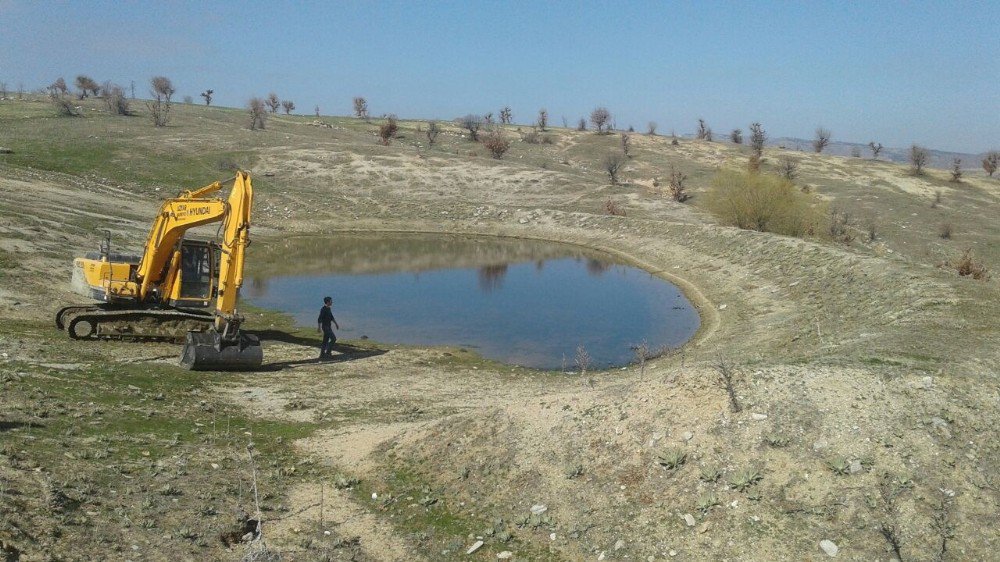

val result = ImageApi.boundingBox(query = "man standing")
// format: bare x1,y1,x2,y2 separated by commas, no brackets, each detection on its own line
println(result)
317,296,340,358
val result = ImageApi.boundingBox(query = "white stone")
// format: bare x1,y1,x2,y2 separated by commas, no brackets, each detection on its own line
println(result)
497,552,514,560
819,539,839,557
467,540,484,554
682,431,694,442
614,539,625,550
598,552,606,561
751,413,768,421
550,533,556,540
849,460,863,474
683,513,696,527
530,504,547,515
719,304,727,310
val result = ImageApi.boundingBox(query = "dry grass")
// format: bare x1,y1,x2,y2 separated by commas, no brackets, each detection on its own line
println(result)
946,248,989,280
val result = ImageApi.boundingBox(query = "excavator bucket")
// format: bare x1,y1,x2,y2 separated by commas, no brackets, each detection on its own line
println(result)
179,330,263,371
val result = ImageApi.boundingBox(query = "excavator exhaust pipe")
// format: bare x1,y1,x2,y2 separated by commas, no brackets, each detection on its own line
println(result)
179,330,263,371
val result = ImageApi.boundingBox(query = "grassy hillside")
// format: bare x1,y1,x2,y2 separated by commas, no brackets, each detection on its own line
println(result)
1,95,999,560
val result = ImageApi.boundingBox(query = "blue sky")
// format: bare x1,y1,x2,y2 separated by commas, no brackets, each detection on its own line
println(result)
1,1,997,153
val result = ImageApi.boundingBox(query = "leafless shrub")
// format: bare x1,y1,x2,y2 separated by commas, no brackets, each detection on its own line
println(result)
151,76,175,102
865,218,878,242
829,208,853,243
459,114,483,141
352,96,369,120
483,112,493,124
668,165,689,202
604,199,626,217
537,108,548,131
620,133,631,157
696,119,710,140
909,144,929,175
247,97,267,130
264,93,280,114
647,122,657,135
869,141,884,159
482,126,510,159
603,153,626,185
200,89,213,105
730,128,743,144
982,151,998,177
715,359,741,413
749,122,766,159
947,248,989,280
574,345,592,374
314,105,320,117
813,127,831,153
931,190,942,208
281,100,295,114
181,95,192,104
378,115,398,145
75,75,99,99
425,121,440,145
146,98,169,127
500,106,512,124
521,127,552,144
590,107,610,133
103,83,131,115
779,157,798,180
671,132,679,145
939,223,953,239
632,340,649,376
51,96,79,117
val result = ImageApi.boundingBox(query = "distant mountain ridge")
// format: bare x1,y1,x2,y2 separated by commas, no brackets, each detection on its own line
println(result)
768,137,990,170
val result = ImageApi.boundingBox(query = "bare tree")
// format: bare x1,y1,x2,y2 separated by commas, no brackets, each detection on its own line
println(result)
146,77,172,126
603,153,626,185
537,108,548,131
483,126,511,159
75,75,99,99
730,128,743,144
982,151,999,177
426,121,440,145
378,115,398,145
51,96,78,117
281,100,295,114
746,122,766,172
620,133,631,157
499,106,512,125
200,89,213,105
247,97,267,130
869,141,883,159
950,158,963,183
265,92,280,114
352,96,368,120
909,144,929,175
150,76,175,103
813,127,831,153
459,114,483,141
590,107,611,133
182,95,193,104
646,121,657,136
577,118,586,131
48,77,68,96
314,105,320,117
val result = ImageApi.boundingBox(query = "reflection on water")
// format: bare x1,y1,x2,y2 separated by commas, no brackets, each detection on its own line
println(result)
246,234,700,370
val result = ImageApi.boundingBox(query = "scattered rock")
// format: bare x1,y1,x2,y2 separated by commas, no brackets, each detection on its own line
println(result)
812,439,829,451
819,539,839,557
614,539,625,550
0,147,13,154
719,304,727,310
530,504,547,515
751,413,768,421
683,513,696,527
598,551,606,561
682,431,694,442
497,552,513,560
849,460,863,474
921,376,934,389
467,540,484,554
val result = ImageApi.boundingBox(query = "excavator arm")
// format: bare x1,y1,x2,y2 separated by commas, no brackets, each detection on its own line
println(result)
180,171,262,370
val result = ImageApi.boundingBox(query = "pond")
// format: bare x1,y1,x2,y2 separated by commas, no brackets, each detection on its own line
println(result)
246,234,700,370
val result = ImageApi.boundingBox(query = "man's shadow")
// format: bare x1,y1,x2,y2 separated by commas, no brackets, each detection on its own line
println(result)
250,330,388,371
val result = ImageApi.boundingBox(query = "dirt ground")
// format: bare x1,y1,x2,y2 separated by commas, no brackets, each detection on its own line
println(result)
1,97,999,561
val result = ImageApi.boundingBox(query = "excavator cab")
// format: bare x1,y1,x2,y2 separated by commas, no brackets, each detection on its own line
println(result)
172,240,217,307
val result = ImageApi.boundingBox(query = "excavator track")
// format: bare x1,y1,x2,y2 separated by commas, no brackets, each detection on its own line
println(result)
60,308,215,342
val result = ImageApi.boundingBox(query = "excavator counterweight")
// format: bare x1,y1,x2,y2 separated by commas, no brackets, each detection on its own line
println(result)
57,171,263,371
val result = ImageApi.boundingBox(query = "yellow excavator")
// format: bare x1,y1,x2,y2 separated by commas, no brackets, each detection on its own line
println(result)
55,171,262,370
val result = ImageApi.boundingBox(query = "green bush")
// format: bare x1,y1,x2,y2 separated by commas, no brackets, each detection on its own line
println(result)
704,170,825,237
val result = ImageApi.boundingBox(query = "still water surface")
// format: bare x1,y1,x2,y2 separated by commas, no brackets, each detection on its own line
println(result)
246,234,700,370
